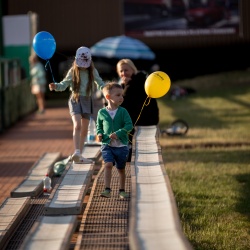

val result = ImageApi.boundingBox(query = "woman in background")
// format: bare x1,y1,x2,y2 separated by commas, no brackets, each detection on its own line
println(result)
116,58,159,161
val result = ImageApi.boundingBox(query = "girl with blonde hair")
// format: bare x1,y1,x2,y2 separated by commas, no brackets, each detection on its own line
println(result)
49,46,105,163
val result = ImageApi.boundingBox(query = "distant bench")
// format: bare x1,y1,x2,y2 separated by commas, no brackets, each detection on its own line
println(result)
44,144,101,215
44,160,94,215
11,152,61,198
129,126,193,250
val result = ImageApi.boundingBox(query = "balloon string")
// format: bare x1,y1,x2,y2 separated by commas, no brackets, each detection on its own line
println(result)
45,60,56,83
128,96,151,144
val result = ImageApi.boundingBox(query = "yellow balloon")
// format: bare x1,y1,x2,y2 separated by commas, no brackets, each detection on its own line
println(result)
145,71,171,98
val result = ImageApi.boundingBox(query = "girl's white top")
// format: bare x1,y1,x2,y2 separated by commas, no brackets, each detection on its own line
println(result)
54,67,104,96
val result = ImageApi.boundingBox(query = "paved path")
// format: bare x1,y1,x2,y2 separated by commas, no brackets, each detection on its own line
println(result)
0,104,73,205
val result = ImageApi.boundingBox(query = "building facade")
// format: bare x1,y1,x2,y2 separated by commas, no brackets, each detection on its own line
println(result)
1,0,250,80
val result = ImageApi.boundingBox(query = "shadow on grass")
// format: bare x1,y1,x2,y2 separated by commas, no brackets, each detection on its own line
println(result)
235,174,250,215
158,76,250,130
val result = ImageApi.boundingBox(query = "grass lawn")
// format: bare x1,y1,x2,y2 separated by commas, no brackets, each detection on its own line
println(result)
157,70,250,250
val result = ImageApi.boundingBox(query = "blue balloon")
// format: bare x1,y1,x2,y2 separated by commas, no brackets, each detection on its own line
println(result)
33,31,56,60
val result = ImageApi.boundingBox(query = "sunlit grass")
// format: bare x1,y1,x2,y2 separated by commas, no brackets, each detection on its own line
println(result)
159,70,250,250
163,146,250,250
158,70,250,146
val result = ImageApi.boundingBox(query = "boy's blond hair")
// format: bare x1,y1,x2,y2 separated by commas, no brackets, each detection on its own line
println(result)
102,81,123,99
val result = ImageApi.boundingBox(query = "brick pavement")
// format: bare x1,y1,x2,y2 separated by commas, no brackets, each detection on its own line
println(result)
0,105,73,205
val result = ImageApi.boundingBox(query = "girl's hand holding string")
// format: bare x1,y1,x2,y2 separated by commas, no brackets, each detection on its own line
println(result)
49,83,56,91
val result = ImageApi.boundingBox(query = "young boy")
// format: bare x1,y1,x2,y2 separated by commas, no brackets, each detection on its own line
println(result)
96,82,133,199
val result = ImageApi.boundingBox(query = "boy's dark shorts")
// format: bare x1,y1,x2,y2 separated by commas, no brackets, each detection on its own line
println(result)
101,145,129,169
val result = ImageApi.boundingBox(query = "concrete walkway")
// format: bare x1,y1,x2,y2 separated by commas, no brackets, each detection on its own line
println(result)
0,104,73,205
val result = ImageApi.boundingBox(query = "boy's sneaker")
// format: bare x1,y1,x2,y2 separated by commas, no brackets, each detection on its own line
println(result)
100,189,111,198
119,191,129,199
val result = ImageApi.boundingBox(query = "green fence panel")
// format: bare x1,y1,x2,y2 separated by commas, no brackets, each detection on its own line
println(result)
0,80,37,133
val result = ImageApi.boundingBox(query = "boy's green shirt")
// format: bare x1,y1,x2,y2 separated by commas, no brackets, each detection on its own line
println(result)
96,107,133,145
